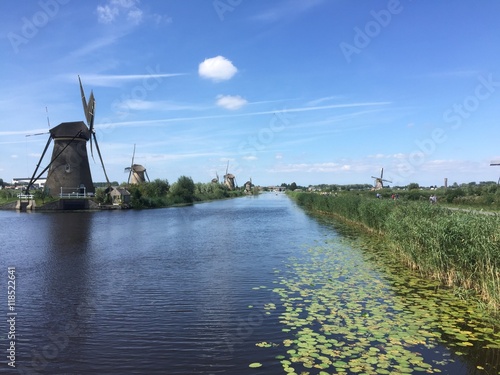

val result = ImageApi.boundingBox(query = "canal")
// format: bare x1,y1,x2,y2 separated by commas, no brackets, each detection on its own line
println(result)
1,193,499,374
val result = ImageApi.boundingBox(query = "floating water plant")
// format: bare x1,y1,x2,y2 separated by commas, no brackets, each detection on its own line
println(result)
260,237,500,374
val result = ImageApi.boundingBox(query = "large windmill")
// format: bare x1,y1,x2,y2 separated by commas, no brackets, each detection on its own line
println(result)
491,159,500,184
27,77,109,197
223,161,236,190
371,168,392,190
125,144,150,184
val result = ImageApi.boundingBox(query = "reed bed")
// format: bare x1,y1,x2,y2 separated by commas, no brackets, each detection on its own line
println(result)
290,192,500,312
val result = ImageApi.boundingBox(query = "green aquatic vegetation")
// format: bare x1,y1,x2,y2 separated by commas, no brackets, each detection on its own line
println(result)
290,192,500,313
258,239,500,374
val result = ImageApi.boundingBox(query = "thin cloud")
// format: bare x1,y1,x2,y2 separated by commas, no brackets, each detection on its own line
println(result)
268,162,346,173
306,96,344,107
69,73,187,87
69,35,123,58
93,101,391,130
116,99,205,111
252,0,326,22
216,95,248,110
199,56,238,82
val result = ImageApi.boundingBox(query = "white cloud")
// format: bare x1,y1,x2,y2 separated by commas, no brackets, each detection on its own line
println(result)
243,155,257,161
97,5,119,24
10,155,18,159
97,0,143,25
199,56,238,82
275,153,283,160
216,95,247,110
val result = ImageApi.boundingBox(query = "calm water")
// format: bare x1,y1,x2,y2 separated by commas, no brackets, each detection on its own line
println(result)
0,193,498,374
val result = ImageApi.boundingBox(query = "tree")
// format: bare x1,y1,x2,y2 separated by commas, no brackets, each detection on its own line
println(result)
144,179,169,197
290,182,297,191
170,176,195,203
407,182,420,190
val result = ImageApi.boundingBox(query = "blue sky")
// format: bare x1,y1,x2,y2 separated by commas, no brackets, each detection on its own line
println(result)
1,0,500,187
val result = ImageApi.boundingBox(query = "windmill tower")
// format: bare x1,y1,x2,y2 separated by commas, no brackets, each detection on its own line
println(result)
371,168,392,190
125,144,150,184
223,161,236,190
491,159,500,184
27,77,109,197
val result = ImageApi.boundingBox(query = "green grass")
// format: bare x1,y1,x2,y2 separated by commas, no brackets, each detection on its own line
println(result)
290,191,500,313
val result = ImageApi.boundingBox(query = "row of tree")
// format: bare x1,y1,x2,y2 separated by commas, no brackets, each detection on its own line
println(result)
95,176,245,208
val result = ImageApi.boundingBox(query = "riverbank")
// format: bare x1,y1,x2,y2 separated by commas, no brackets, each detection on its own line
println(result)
289,191,500,314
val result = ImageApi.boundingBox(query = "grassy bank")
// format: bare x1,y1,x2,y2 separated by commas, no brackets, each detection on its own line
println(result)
290,191,500,313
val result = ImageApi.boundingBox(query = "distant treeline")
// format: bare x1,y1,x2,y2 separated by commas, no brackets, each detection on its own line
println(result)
289,191,500,314
95,176,246,208
313,183,500,210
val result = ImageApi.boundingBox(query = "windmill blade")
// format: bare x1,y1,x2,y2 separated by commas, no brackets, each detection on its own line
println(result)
46,106,51,128
78,76,90,124
25,131,49,137
226,160,229,175
93,132,110,186
88,91,95,132
88,93,96,160
145,169,150,182
380,168,384,179
26,136,52,192
128,144,136,184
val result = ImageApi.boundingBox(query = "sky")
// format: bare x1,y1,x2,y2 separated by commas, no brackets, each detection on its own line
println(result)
1,0,500,188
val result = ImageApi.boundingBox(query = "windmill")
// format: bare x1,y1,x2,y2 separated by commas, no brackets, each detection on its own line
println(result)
211,172,219,184
371,168,392,190
125,144,150,184
244,177,253,193
26,77,109,197
491,159,500,184
223,161,236,190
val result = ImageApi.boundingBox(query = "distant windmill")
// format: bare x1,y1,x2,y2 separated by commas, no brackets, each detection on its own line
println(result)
244,177,253,193
125,144,150,184
371,168,392,190
491,159,500,184
223,161,236,190
211,172,219,184
26,76,109,196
